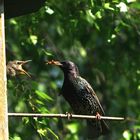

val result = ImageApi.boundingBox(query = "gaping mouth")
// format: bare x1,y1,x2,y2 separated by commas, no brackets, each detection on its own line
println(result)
18,60,32,77
46,60,62,66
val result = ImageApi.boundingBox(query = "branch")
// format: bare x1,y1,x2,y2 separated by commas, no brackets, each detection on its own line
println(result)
8,113,125,121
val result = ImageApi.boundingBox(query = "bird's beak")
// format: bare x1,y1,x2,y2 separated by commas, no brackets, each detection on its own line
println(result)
18,60,32,77
46,60,62,66
20,60,32,65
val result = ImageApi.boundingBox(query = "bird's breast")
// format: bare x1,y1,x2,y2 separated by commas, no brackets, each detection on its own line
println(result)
61,77,102,115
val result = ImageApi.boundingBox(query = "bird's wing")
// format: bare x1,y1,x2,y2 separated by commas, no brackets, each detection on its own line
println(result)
7,66,16,77
77,76,105,115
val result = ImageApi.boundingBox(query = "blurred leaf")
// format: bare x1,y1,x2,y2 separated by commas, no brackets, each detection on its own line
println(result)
29,35,38,45
15,101,27,112
35,99,45,105
66,123,79,134
123,130,131,140
43,49,53,56
35,90,53,101
37,106,49,113
22,117,29,124
47,128,59,140
86,9,95,24
130,2,140,9
116,2,128,12
104,3,115,11
45,6,54,15
37,128,47,136
10,135,21,140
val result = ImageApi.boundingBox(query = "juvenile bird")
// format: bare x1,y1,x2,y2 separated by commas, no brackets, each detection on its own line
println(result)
47,60,109,139
6,60,31,77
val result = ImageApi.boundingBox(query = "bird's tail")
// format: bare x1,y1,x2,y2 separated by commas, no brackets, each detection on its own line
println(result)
87,120,110,139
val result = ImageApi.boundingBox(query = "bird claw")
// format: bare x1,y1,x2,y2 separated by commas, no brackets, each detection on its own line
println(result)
65,112,72,120
95,112,101,120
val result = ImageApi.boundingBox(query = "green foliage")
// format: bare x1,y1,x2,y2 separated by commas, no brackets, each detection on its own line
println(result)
6,0,140,140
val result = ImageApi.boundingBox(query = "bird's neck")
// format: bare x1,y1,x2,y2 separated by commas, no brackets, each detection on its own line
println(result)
64,70,78,79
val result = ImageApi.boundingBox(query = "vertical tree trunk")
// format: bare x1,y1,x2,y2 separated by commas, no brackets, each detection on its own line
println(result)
0,0,8,139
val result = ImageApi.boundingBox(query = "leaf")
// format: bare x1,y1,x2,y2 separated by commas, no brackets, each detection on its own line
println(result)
22,117,29,124
45,6,54,15
37,128,47,136
35,99,45,105
123,130,131,140
104,3,115,11
66,123,79,134
42,49,53,56
35,90,53,101
47,128,59,140
37,106,49,113
30,35,38,45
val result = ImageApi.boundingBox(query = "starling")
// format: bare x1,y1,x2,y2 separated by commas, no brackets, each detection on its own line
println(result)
6,60,31,77
47,60,109,139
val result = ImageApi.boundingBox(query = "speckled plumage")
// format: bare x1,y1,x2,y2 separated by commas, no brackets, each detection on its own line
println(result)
49,60,109,138
61,76,104,115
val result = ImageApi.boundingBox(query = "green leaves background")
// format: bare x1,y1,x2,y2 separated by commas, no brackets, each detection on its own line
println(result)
6,0,140,140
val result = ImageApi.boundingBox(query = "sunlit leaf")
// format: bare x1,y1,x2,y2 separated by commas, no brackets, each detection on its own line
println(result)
104,3,114,11
45,6,54,15
29,35,38,45
95,11,102,19
116,2,128,12
9,19,17,25
127,0,136,3
86,9,95,24
123,130,131,140
79,47,87,57
35,90,53,101
37,128,47,136
35,99,45,105
37,106,49,113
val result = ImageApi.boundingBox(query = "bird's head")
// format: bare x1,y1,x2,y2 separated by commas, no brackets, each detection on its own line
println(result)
7,60,32,77
47,60,79,76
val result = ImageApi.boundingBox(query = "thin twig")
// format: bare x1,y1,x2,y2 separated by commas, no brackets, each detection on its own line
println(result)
8,113,125,121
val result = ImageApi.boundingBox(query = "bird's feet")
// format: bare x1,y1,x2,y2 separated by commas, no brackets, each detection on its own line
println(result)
65,112,72,120
95,112,103,132
95,112,101,120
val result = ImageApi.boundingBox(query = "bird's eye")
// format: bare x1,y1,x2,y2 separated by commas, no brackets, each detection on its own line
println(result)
16,62,21,65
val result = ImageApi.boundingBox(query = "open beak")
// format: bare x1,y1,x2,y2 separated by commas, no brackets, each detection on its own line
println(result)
46,60,62,66
18,60,32,77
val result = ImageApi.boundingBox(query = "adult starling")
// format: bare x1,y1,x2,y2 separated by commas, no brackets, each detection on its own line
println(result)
6,60,31,77
47,60,109,139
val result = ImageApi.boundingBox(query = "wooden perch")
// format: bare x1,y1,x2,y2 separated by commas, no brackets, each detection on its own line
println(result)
8,113,125,121
0,1,8,140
